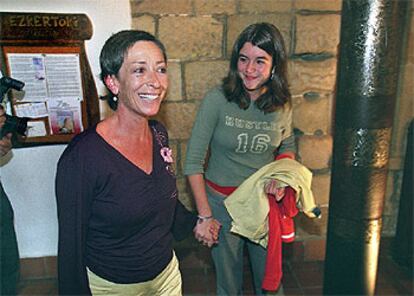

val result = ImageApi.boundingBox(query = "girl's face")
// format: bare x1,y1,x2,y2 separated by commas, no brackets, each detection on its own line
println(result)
237,42,273,101
109,41,168,118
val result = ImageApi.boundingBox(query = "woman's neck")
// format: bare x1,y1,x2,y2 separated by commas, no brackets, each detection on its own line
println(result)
99,108,151,143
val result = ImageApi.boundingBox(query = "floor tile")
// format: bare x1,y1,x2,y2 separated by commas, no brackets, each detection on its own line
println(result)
289,261,324,289
282,264,301,289
18,279,57,295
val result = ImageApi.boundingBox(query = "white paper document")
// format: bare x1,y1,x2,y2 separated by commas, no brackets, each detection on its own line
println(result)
6,53,85,137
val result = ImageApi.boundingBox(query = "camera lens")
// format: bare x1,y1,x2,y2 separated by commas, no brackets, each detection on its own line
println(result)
14,117,29,136
2,114,29,136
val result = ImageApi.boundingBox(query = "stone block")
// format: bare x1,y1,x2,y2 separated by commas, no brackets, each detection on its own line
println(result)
194,0,236,15
179,192,196,212
382,214,398,236
177,176,189,194
407,13,414,65
295,206,328,236
131,15,155,35
168,141,179,175
384,171,395,210
388,157,402,171
159,16,223,60
155,102,198,140
177,176,196,211
402,64,414,98
383,170,403,216
180,142,188,177
303,239,326,261
239,0,292,13
311,173,331,206
130,0,192,15
298,135,333,170
390,64,414,158
288,59,337,94
295,14,341,54
166,62,183,101
227,14,292,57
283,241,305,261
292,92,333,135
185,60,229,100
295,0,342,11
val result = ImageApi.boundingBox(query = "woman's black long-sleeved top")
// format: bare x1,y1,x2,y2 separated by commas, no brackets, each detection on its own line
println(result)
55,121,196,295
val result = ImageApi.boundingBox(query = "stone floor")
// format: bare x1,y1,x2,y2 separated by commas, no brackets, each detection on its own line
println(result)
17,237,412,295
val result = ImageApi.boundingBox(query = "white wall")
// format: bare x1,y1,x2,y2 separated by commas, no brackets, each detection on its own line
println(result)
0,0,131,258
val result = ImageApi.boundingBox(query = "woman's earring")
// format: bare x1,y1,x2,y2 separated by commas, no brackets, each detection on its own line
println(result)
113,96,118,102
270,68,275,80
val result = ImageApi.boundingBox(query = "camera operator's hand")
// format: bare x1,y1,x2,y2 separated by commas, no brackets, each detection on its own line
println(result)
0,107,12,157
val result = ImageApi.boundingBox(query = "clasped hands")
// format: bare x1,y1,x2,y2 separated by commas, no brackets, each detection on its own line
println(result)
193,217,221,248
193,180,285,247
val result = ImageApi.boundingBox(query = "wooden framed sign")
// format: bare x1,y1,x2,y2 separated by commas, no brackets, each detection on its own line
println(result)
0,12,100,146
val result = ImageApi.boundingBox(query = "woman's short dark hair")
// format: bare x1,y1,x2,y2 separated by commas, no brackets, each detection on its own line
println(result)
222,23,291,113
99,30,167,110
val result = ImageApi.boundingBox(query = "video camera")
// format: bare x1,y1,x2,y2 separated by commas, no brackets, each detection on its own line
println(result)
0,76,29,138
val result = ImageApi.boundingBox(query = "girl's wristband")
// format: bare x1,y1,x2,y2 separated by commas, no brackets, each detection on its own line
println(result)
197,215,213,223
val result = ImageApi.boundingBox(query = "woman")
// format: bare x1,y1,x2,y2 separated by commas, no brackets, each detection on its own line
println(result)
184,23,296,295
56,30,198,295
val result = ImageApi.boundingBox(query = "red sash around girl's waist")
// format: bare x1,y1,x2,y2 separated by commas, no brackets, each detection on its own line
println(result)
205,179,237,196
205,153,294,196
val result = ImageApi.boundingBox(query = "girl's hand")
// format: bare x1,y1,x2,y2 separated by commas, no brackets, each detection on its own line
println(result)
265,179,286,201
209,219,221,242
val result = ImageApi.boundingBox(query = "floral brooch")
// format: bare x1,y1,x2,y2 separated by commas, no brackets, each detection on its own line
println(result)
160,147,173,163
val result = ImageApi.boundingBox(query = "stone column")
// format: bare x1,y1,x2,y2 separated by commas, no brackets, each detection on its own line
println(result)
323,0,411,295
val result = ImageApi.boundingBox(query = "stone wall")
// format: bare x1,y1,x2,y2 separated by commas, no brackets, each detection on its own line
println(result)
129,0,412,242
385,6,413,236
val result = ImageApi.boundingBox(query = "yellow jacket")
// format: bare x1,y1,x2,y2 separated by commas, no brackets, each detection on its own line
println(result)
224,158,319,247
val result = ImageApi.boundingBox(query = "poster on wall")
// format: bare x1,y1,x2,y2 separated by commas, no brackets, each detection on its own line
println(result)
6,52,84,137
48,98,83,135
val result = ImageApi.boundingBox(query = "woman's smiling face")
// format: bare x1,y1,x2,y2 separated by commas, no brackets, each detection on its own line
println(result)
237,42,273,101
112,40,168,118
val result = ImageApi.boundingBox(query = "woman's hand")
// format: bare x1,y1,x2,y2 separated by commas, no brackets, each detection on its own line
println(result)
194,218,221,248
264,179,286,201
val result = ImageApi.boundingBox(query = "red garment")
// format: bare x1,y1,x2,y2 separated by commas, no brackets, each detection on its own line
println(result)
275,152,294,161
208,152,298,291
205,179,237,196
262,187,298,291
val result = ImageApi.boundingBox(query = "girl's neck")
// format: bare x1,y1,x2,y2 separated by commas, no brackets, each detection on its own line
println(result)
247,86,267,101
